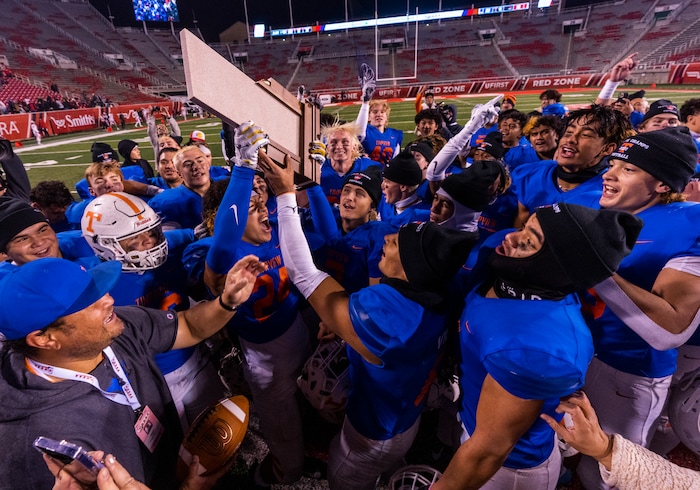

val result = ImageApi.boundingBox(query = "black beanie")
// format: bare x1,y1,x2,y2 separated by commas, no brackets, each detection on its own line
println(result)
536,203,643,290
383,149,423,186
440,160,503,212
408,141,435,162
91,142,119,163
117,140,138,161
610,126,697,192
640,99,679,125
343,166,382,206
477,131,505,160
414,109,443,126
398,222,475,291
0,197,49,251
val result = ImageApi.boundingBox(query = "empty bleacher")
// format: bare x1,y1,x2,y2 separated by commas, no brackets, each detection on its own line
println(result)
2,0,700,108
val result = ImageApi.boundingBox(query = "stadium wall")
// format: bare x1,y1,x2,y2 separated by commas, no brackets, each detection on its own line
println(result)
321,74,606,102
0,102,172,142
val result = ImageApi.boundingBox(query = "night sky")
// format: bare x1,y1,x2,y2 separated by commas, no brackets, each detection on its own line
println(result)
91,0,607,42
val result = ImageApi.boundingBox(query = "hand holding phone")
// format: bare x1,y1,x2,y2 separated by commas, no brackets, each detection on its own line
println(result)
33,436,104,487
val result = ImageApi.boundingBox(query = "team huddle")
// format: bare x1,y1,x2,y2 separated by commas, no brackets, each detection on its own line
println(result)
1,55,700,490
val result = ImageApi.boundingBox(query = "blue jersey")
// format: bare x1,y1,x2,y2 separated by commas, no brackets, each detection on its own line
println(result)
0,261,15,279
148,176,171,190
182,166,300,344
209,166,231,181
582,202,700,378
57,230,95,261
305,184,397,292
469,125,499,149
377,194,431,226
320,157,381,206
183,237,299,344
416,166,463,206
49,217,75,233
415,180,433,206
314,220,397,293
512,160,603,213
459,289,593,469
75,230,195,375
65,200,92,229
477,187,518,241
75,166,147,200
149,185,203,230
346,284,448,440
362,125,403,166
503,144,539,171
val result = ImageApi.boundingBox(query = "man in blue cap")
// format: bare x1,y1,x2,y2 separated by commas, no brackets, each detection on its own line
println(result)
0,255,263,490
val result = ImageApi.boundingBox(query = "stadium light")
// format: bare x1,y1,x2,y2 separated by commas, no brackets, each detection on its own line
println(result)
269,2,530,37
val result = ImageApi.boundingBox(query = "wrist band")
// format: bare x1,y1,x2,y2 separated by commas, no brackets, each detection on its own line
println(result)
598,80,620,100
218,295,238,312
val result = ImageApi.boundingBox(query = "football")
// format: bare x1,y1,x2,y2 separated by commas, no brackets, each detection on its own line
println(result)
178,395,250,476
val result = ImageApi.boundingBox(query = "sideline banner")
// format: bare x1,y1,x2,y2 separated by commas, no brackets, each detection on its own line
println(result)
520,74,599,90
0,113,30,141
0,101,173,141
317,76,601,102
46,108,100,135
669,63,700,84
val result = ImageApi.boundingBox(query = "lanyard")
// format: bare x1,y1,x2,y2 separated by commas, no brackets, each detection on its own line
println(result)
25,347,142,411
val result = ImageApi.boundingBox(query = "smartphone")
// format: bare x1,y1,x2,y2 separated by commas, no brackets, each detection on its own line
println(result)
33,436,104,485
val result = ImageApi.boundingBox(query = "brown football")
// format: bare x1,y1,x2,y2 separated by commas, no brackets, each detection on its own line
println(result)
178,395,250,476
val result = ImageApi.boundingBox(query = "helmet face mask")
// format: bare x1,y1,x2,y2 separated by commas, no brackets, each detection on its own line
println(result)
116,226,167,270
297,337,350,424
669,368,700,455
389,465,442,490
82,192,168,272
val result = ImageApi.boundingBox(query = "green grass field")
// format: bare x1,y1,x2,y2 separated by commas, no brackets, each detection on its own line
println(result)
14,86,700,198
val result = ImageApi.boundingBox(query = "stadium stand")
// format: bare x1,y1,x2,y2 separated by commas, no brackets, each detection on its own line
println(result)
1,0,700,108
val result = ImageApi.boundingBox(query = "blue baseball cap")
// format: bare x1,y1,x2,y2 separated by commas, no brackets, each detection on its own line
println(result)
0,258,122,340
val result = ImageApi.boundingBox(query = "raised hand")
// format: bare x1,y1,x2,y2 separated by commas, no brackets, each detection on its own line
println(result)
221,255,267,308
359,63,376,103
465,94,502,134
234,121,269,169
308,140,327,164
609,53,638,83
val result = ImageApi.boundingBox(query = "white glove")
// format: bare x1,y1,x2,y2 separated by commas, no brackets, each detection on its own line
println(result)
426,94,503,182
234,120,269,169
464,94,502,135
358,63,376,103
309,140,326,164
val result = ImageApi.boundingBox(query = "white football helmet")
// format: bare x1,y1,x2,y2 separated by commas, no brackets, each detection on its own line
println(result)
297,337,350,424
668,367,700,455
81,192,168,271
389,465,442,490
